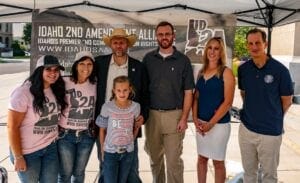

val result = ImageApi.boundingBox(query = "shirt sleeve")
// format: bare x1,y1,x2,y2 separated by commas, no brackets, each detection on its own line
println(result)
279,67,294,96
8,85,29,113
183,57,195,90
237,65,244,90
95,104,109,128
134,103,141,118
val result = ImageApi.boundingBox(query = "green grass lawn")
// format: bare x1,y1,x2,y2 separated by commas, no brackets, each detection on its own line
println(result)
13,56,30,59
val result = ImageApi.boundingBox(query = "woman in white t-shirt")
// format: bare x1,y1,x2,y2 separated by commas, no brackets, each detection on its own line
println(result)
57,51,97,183
7,55,67,183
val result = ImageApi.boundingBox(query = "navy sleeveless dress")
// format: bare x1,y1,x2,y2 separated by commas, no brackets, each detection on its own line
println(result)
195,74,231,160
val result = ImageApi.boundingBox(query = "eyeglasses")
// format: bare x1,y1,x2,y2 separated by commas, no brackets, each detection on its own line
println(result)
156,32,173,38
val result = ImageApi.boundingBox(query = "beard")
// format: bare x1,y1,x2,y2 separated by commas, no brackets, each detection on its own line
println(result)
113,50,127,57
158,39,173,49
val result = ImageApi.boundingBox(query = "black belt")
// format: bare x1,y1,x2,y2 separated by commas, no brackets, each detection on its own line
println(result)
150,107,181,111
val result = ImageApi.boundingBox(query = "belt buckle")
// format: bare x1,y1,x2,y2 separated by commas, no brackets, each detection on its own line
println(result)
75,130,80,137
117,147,126,154
75,130,86,137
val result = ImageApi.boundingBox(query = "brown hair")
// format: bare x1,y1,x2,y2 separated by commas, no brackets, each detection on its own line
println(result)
110,75,135,101
155,21,174,34
246,28,267,43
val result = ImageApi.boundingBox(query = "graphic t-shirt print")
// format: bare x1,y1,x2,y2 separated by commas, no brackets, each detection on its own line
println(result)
33,96,59,135
109,112,135,147
66,88,95,128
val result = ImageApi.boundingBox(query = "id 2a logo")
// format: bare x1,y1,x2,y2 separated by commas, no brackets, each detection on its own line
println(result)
185,19,226,63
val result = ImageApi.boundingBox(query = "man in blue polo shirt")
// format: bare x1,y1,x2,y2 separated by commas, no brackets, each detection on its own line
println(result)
238,28,294,183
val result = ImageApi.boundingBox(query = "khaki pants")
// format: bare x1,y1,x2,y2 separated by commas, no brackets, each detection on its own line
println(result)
144,109,185,183
238,123,282,183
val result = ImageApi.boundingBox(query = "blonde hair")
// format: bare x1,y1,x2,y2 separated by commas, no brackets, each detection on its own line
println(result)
200,37,227,78
110,75,135,101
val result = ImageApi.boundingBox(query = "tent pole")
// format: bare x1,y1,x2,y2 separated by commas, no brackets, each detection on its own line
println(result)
267,27,272,56
267,6,273,56
257,0,273,55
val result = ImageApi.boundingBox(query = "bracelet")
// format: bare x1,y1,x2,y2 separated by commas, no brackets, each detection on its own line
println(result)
14,155,24,160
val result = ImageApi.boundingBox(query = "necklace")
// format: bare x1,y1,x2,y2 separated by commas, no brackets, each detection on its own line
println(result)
203,68,217,81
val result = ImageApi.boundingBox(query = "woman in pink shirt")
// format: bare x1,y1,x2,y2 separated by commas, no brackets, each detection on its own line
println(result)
7,55,67,183
58,51,97,183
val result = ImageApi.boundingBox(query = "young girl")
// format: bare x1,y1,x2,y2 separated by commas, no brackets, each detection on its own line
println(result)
58,51,97,183
96,75,140,183
7,55,67,183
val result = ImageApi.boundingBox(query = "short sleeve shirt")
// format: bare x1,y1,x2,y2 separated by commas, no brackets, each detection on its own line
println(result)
95,101,140,153
8,82,60,154
59,77,96,130
143,47,195,109
238,58,294,135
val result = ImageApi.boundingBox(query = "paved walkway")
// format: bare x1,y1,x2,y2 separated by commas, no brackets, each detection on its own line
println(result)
1,71,300,182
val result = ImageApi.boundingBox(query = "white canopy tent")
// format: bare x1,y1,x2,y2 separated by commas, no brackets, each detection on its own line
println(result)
1,0,300,54
1,0,300,25
1,0,300,96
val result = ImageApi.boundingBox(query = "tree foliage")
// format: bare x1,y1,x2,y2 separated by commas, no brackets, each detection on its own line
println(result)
234,26,253,59
11,40,21,50
22,23,32,45
12,40,25,56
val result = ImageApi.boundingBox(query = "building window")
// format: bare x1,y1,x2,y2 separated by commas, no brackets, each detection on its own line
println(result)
6,23,9,32
5,37,9,47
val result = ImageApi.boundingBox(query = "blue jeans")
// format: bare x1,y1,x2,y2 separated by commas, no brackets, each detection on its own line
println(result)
57,129,95,183
127,139,142,183
96,138,104,183
103,151,134,183
10,141,59,183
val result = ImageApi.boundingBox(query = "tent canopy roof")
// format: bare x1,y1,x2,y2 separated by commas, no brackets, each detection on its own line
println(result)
1,0,300,27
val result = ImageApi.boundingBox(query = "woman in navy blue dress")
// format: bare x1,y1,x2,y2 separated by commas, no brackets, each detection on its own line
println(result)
192,37,235,183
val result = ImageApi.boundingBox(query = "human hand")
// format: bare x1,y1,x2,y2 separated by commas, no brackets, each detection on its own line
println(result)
134,115,144,129
199,120,214,133
193,119,205,136
14,156,27,172
177,119,188,133
193,118,201,132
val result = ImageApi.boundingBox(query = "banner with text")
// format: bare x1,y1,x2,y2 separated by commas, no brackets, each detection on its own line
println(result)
31,9,236,75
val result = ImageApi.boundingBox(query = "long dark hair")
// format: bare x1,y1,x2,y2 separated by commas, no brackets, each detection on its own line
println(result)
71,56,96,84
26,66,67,114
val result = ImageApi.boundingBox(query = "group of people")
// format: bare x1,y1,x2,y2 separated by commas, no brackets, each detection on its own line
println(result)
6,20,293,183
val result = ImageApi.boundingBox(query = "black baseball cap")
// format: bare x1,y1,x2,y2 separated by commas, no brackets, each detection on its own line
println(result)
35,55,65,71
